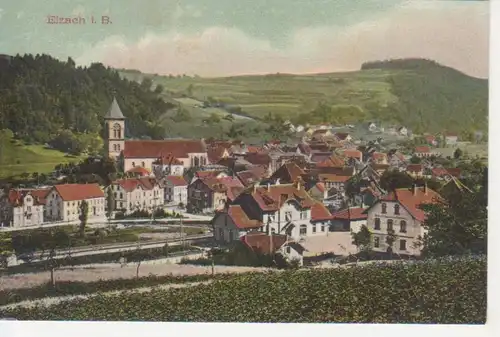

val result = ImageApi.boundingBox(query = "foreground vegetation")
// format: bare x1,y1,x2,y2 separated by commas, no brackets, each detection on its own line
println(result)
0,256,486,323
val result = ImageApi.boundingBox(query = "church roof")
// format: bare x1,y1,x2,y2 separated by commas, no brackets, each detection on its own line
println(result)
105,97,125,120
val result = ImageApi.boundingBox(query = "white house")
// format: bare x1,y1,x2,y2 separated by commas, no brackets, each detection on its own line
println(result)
368,122,377,132
364,185,441,256
445,133,459,147
398,127,408,137
240,231,305,266
152,153,185,177
0,189,49,227
163,175,188,206
109,178,164,214
45,184,106,222
212,181,333,244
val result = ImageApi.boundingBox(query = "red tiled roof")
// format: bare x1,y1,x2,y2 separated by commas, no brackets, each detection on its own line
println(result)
415,146,430,153
311,202,334,221
244,152,271,166
127,166,151,176
227,205,262,229
424,135,436,142
236,169,266,187
54,184,104,201
446,168,461,177
378,187,442,222
196,170,225,180
164,175,188,187
270,162,305,183
123,140,205,159
312,182,326,193
7,189,50,206
241,232,288,254
246,146,263,153
248,184,316,211
407,164,423,173
113,178,158,192
431,168,448,177
341,149,363,160
207,146,227,164
153,153,183,166
314,154,345,167
332,207,367,221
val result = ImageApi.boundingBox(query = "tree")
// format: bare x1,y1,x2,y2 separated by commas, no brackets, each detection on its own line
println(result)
154,84,164,94
0,233,13,268
223,114,235,122
379,170,414,192
454,148,463,160
410,155,422,164
385,228,396,258
419,169,487,257
78,200,89,238
106,189,115,224
351,225,372,253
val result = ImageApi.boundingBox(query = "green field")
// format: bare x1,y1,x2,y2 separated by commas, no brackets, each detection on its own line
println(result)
0,140,85,179
122,70,399,120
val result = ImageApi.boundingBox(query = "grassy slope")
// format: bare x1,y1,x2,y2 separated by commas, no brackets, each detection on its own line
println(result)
121,63,487,135
0,140,85,179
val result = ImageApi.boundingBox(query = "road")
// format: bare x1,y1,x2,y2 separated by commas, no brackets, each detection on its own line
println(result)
17,233,214,263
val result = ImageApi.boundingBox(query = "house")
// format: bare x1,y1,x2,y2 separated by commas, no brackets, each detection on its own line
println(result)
152,153,185,177
398,127,408,137
212,181,328,243
307,182,327,201
190,170,228,184
406,164,424,178
317,174,350,194
445,133,459,146
163,175,188,206
109,178,164,214
368,122,377,132
0,189,49,227
364,185,441,256
240,231,305,266
340,149,363,163
269,162,306,184
330,207,368,232
335,133,352,143
236,167,268,187
126,166,153,177
311,129,332,139
424,135,438,147
244,152,272,175
45,184,106,222
370,152,388,165
314,154,345,168
295,125,305,133
188,176,244,213
388,151,407,170
207,146,230,165
414,146,433,158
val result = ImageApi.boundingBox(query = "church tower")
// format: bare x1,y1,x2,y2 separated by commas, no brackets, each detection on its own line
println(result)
104,97,126,160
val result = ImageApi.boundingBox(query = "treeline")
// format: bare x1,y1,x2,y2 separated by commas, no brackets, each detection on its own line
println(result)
361,58,488,135
0,54,175,153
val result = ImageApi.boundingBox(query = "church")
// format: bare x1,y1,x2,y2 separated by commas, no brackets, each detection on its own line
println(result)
104,97,209,174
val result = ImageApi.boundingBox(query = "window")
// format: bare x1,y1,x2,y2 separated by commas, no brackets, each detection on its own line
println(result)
26,206,31,213
312,225,317,233
299,211,307,220
374,218,381,230
399,240,407,251
142,162,145,167
285,211,292,221
286,246,291,254
132,162,136,167
400,220,407,233
381,203,387,214
321,224,325,232
271,228,276,234
394,204,400,215
120,193,123,199
300,224,307,235
387,219,394,231
374,237,380,248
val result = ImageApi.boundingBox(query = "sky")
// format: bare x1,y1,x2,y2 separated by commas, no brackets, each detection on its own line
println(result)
0,0,489,78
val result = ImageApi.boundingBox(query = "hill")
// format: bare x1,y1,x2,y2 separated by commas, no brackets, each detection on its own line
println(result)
121,58,488,137
0,256,485,323
0,54,174,151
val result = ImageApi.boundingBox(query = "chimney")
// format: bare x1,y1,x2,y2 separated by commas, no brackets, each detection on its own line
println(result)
424,182,428,195
361,200,365,209
412,184,417,195
267,183,271,192
253,184,257,193
297,180,301,190
276,178,281,185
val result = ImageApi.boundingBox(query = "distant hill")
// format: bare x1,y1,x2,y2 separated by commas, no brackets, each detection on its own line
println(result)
0,54,175,154
120,58,488,138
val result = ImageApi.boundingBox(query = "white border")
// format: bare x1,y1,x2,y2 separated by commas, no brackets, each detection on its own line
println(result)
1,1,498,336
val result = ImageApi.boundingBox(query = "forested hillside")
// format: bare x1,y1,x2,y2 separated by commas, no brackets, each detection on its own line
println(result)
362,59,488,135
0,54,174,155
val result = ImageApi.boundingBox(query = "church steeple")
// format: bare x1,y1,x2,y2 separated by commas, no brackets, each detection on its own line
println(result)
105,96,126,161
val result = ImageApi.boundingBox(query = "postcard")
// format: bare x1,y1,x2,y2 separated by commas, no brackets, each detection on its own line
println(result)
0,0,489,327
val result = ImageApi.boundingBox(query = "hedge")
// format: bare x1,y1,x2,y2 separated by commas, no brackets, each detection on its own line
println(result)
0,255,486,323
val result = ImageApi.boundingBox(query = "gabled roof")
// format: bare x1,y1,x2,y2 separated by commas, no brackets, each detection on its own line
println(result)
369,186,442,222
113,178,158,192
242,184,316,211
244,152,271,166
335,132,350,141
105,97,125,120
126,166,151,176
236,167,267,187
341,149,363,161
415,146,431,153
407,164,423,173
318,174,350,183
207,146,228,164
123,140,206,159
164,175,188,187
7,188,50,206
153,153,183,166
270,162,305,183
310,202,334,221
53,184,105,201
226,205,262,229
241,232,288,254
